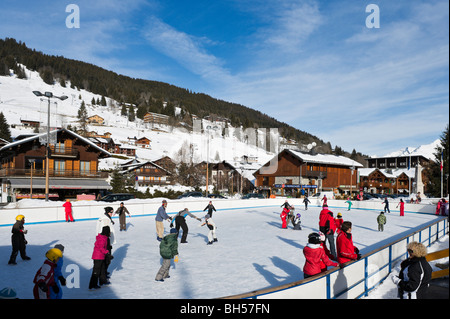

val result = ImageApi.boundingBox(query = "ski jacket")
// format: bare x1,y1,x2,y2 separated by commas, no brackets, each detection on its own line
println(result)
319,208,336,234
159,233,179,259
62,201,72,213
92,234,109,260
96,215,116,244
203,204,216,216
303,243,338,276
397,257,432,299
336,231,358,264
155,205,170,222
377,214,386,225
334,218,343,233
33,260,56,289
115,206,130,216
175,208,198,220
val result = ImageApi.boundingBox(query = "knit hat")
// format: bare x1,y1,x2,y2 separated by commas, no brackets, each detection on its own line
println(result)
101,226,111,237
0,287,17,299
170,228,178,234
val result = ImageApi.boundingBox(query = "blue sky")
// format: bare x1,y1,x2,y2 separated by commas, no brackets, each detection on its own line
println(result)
0,0,448,156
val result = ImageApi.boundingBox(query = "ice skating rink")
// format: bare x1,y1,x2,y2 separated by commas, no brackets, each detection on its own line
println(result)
0,205,441,299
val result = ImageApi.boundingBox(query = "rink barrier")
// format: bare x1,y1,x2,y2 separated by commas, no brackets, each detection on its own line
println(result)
0,198,440,227
222,216,448,299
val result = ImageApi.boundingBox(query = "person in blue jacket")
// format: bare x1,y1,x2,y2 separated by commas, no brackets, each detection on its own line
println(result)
49,244,66,299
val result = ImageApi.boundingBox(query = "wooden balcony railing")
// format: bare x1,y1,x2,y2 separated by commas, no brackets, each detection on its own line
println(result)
0,168,109,179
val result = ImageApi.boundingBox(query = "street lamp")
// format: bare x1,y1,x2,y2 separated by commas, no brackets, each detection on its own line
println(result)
32,91,68,201
205,125,218,196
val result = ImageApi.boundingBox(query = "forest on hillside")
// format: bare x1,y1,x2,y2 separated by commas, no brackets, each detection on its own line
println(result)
0,37,368,164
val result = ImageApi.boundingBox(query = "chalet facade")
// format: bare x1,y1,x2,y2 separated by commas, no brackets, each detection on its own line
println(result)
120,159,172,186
87,115,104,125
143,112,169,126
135,137,151,149
0,128,112,202
254,149,363,197
211,158,259,194
358,168,415,195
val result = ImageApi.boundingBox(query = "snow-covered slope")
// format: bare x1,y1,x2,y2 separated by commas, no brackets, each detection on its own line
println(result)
0,68,276,170
383,139,441,161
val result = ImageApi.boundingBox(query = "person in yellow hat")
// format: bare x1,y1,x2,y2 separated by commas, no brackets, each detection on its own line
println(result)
32,248,63,299
8,215,31,265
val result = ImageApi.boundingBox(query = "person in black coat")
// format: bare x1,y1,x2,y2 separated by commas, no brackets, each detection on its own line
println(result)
392,241,432,299
203,201,216,217
8,215,31,265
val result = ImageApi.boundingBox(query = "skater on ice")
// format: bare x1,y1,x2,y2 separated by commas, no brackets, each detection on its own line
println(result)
170,208,202,243
155,200,172,241
96,207,116,278
200,213,218,245
89,226,111,289
345,197,352,211
303,195,311,210
63,199,74,222
203,201,217,217
50,244,66,299
396,198,405,217
280,206,289,229
334,212,343,235
286,205,296,228
32,248,63,299
377,211,386,231
114,202,131,231
155,228,179,282
383,197,391,213
318,205,337,258
8,214,31,265
391,241,432,299
293,213,302,230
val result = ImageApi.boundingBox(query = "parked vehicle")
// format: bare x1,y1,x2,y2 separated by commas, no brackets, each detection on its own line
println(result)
177,191,204,199
241,193,265,199
311,191,335,200
207,194,226,199
98,193,136,202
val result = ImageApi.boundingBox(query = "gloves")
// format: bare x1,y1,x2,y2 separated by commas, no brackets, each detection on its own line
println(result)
38,281,48,292
52,284,60,294
391,275,401,285
59,276,66,286
356,253,362,260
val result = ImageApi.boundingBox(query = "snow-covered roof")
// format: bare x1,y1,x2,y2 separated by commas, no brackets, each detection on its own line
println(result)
358,167,416,179
287,149,363,168
381,139,441,162
0,128,112,157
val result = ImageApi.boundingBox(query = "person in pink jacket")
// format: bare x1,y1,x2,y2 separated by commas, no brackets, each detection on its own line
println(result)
89,226,110,289
62,199,74,222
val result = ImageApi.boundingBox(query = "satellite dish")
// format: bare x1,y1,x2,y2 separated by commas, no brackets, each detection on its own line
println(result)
312,142,316,147
307,144,312,150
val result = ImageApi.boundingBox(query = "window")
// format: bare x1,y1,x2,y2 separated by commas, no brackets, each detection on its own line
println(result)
80,161,90,173
54,160,65,175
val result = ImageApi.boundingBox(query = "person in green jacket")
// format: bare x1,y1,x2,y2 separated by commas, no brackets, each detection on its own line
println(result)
155,228,179,282
377,211,386,232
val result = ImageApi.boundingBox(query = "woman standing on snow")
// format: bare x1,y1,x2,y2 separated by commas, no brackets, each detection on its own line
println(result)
391,241,432,299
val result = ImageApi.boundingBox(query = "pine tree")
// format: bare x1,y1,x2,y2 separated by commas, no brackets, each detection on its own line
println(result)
77,101,88,136
0,112,12,142
110,169,126,193
424,125,449,197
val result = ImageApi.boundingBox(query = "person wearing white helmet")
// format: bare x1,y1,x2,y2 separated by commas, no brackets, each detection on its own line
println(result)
8,215,31,265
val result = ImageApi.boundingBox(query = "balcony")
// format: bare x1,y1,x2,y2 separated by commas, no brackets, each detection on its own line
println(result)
49,146,79,158
0,168,109,179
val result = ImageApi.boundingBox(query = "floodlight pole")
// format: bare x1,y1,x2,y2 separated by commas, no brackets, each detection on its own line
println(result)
32,91,68,201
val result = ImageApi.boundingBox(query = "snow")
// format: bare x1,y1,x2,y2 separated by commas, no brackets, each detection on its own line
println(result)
0,69,275,168
0,203,446,299
383,139,441,162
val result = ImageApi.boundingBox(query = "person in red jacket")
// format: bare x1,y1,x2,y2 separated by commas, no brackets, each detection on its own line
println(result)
396,198,405,217
334,212,344,235
62,199,74,222
33,248,63,299
336,221,361,265
280,207,289,229
319,205,337,258
303,232,338,278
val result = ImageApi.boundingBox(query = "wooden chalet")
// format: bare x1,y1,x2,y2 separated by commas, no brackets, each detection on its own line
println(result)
358,168,415,195
86,115,104,125
143,112,169,126
120,159,172,186
0,128,112,202
135,137,151,149
253,149,363,197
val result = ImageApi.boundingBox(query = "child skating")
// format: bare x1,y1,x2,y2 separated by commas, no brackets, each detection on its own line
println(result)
155,228,179,282
377,211,386,231
200,214,218,245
